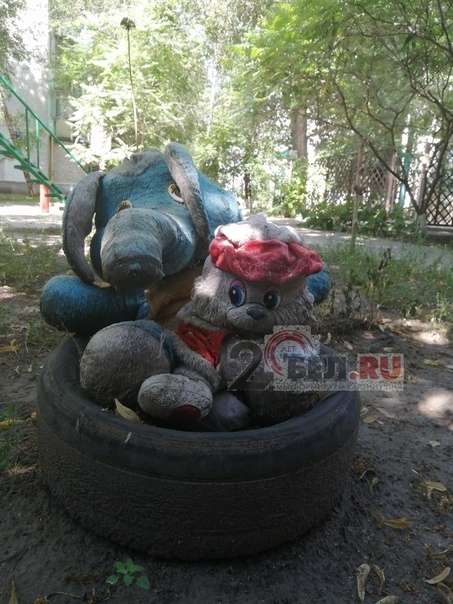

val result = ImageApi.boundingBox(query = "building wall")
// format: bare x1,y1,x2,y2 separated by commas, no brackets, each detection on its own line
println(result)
0,0,84,196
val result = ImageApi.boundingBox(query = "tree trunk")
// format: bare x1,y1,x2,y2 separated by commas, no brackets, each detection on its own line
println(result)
290,108,308,159
351,143,364,254
415,212,427,237
0,89,37,197
244,172,252,211
416,141,430,216
384,149,396,213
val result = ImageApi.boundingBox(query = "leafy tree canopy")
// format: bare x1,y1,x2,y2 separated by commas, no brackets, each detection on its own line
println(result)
0,0,29,78
241,0,453,214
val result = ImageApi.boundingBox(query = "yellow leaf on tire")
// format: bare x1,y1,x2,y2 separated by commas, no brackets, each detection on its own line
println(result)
425,567,451,585
373,564,385,594
382,518,413,529
357,563,370,602
437,583,453,604
423,481,447,500
9,579,18,604
114,400,142,424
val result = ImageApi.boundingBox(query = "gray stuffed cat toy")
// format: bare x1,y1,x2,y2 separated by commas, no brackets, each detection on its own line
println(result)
80,214,325,428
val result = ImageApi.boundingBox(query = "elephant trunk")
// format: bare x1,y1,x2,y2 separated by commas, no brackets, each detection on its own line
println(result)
100,207,198,290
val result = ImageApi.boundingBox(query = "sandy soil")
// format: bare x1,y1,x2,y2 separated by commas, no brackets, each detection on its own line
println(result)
0,214,452,604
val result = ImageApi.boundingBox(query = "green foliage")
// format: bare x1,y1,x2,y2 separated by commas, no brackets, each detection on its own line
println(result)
0,110,42,157
0,305,11,334
432,292,453,325
52,1,209,167
0,0,28,78
0,231,62,295
240,0,453,216
305,201,413,238
267,160,308,218
106,558,150,589
25,318,66,352
319,242,453,325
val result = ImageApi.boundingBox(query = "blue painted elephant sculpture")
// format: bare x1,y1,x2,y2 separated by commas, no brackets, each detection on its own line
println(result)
40,143,243,334
40,143,331,335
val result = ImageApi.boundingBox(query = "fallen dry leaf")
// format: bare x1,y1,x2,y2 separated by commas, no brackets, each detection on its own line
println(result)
370,477,380,494
382,518,413,529
359,469,380,494
374,597,399,604
369,509,413,529
438,583,453,604
359,468,376,480
342,340,353,350
389,327,405,336
425,567,451,585
115,400,142,424
369,508,385,527
373,565,385,595
0,418,25,431
324,332,332,345
363,412,380,424
413,469,448,499
0,341,20,353
429,544,453,560
357,563,370,602
429,440,441,448
424,359,445,367
9,579,18,604
423,480,448,500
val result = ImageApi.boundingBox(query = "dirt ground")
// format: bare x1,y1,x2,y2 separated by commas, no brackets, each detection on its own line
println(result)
0,212,452,604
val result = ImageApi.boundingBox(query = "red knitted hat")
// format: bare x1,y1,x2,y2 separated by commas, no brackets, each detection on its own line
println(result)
209,235,323,284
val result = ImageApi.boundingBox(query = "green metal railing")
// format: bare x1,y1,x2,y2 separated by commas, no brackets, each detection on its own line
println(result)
0,74,88,201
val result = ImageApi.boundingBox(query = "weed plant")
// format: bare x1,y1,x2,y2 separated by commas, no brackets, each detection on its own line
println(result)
304,200,414,239
318,241,453,325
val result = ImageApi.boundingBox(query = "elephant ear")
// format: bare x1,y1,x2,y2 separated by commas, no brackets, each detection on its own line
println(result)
165,142,211,240
62,171,103,283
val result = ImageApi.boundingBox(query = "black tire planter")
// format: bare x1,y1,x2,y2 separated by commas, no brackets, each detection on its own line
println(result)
37,337,361,560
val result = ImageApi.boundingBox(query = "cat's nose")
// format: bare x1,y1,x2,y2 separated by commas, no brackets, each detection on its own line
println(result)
247,306,266,320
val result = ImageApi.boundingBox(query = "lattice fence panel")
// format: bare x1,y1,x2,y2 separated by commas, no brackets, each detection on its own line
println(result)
426,151,453,226
320,150,395,208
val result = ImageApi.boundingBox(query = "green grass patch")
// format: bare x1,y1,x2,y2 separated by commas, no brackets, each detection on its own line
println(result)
25,317,66,352
0,193,37,203
0,230,63,295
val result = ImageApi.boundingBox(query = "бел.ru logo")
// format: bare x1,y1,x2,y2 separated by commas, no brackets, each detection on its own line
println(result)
226,326,404,392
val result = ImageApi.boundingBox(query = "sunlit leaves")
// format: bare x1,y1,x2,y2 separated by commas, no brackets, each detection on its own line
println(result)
51,1,208,167
241,0,453,214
